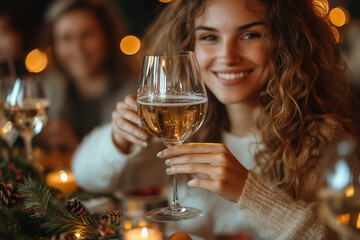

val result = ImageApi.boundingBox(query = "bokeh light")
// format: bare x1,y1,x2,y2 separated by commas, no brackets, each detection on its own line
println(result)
25,49,48,73
313,0,329,17
329,7,350,27
158,0,172,3
331,26,342,44
120,35,141,55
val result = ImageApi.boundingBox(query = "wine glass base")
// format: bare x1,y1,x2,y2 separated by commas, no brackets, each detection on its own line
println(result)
145,206,204,222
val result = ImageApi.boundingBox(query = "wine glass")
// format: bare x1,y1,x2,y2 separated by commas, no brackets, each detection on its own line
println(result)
137,51,208,222
318,135,360,239
0,58,18,145
3,76,50,161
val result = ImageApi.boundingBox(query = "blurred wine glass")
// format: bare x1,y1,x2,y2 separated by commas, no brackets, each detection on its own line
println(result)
3,76,50,161
0,58,17,145
318,135,360,240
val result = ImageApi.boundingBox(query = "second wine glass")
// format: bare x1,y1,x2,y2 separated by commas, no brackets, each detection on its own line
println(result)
318,135,360,239
0,58,18,145
4,77,50,161
137,51,208,222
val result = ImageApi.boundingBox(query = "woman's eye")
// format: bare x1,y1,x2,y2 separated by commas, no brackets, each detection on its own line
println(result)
243,33,261,40
201,35,217,41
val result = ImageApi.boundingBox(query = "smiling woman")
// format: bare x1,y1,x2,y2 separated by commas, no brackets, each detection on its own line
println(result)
194,0,268,105
72,0,360,239
38,0,137,156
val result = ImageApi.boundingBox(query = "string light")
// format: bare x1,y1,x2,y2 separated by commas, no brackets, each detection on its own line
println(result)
120,35,141,55
75,232,81,239
158,0,172,3
25,49,48,73
329,7,350,27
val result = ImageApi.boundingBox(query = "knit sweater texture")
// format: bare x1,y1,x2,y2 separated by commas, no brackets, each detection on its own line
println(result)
72,124,339,240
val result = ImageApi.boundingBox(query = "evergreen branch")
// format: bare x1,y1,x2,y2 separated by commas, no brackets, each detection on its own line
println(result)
18,177,52,217
4,177,119,239
42,215,100,239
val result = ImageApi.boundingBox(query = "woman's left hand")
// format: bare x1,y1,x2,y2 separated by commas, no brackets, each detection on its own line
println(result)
157,143,249,203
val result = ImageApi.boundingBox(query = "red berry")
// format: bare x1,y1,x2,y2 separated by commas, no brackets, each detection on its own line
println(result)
8,163,14,171
104,227,111,235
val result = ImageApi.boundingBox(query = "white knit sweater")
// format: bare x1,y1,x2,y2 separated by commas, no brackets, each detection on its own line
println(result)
72,124,339,240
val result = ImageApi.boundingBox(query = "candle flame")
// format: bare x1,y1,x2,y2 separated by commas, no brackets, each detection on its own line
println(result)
60,171,68,182
141,227,148,238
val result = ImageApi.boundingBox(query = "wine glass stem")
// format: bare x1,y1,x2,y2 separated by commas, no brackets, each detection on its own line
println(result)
22,133,33,161
172,174,179,206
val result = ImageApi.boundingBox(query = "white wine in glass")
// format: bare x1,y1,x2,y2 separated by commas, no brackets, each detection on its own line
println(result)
4,77,49,161
137,51,208,222
0,58,17,145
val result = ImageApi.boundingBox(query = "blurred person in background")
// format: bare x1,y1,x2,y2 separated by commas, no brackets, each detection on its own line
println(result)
39,0,137,165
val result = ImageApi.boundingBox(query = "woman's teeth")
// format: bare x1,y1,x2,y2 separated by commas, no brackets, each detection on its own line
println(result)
217,72,248,80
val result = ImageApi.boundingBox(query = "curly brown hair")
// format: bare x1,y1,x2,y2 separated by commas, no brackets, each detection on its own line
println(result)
143,0,360,198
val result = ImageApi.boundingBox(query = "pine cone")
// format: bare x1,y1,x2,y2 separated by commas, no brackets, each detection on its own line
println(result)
99,210,124,224
64,198,87,218
50,233,70,240
0,182,21,207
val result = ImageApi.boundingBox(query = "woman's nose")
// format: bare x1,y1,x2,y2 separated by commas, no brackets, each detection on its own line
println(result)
217,40,241,65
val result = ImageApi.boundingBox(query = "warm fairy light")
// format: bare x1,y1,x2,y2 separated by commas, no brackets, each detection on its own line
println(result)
336,213,350,225
159,0,172,3
357,213,360,229
120,35,141,55
329,7,349,27
60,171,68,182
331,26,341,44
25,48,48,73
345,184,354,197
75,232,81,238
313,0,329,17
141,227,148,238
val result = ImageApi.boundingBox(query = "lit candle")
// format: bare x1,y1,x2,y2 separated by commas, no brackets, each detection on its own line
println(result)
46,170,77,197
124,227,162,240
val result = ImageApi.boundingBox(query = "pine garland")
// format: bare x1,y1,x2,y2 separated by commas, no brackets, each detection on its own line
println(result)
0,177,124,240
0,140,40,183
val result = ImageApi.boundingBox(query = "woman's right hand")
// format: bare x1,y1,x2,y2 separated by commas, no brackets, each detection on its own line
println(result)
111,95,151,153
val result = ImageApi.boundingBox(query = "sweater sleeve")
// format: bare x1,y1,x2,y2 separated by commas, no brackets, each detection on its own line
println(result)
236,171,340,240
72,124,166,193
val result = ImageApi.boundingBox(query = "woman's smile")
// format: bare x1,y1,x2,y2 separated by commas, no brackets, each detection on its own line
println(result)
213,69,254,86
